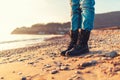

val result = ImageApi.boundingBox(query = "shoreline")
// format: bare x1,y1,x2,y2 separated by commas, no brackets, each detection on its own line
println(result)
0,34,63,52
0,29,120,80
0,35,64,56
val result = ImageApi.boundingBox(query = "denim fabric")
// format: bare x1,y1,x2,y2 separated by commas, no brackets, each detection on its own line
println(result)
71,0,95,31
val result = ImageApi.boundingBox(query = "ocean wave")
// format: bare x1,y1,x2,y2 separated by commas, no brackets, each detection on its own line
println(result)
0,38,43,44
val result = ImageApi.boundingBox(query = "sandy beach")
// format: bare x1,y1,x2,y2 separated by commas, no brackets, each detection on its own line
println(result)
0,29,120,80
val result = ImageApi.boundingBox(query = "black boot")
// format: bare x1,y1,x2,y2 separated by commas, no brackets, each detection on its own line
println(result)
66,29,90,56
61,30,78,56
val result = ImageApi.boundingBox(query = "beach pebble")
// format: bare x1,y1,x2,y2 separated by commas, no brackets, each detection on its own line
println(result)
81,62,92,67
65,64,70,66
49,53,57,57
1,77,4,79
75,70,82,74
21,77,26,80
93,54,101,57
52,58,55,60
101,57,108,60
36,58,44,60
74,76,83,80
70,74,77,79
67,78,73,80
51,76,55,79
85,71,91,73
50,70,58,74
18,72,22,75
44,64,51,68
99,54,106,57
101,57,112,60
63,57,69,60
76,64,85,69
113,67,120,72
105,51,118,58
81,60,97,67
54,61,62,67
71,59,78,62
18,58,26,62
79,56,84,58
28,62,34,65
9,60,15,63
91,60,97,65
60,66,69,70
84,55,93,58
12,71,16,73
68,75,83,80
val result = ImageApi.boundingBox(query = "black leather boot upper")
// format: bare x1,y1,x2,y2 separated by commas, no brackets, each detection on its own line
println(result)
78,29,90,46
66,29,91,56
61,30,79,56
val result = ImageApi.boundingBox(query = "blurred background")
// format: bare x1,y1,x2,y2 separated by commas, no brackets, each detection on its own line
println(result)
0,0,120,50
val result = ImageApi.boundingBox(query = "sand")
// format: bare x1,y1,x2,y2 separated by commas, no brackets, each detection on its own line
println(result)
0,29,120,80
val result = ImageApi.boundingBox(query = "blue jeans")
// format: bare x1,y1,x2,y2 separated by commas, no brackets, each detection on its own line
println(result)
71,0,95,31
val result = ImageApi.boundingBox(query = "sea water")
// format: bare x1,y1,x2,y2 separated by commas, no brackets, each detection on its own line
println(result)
0,34,61,51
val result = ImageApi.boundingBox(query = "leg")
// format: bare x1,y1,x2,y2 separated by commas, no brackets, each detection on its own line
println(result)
80,0,95,31
66,0,95,56
61,0,80,56
71,0,81,31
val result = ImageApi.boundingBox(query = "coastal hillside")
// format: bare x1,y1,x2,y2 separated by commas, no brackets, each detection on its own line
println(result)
94,11,120,28
11,11,120,34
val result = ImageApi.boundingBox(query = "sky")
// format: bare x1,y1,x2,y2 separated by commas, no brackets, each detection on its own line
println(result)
0,0,120,34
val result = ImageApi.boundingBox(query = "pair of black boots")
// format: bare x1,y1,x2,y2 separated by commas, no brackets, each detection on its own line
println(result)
61,29,90,56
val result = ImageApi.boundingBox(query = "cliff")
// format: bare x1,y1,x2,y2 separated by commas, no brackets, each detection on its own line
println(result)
11,11,120,34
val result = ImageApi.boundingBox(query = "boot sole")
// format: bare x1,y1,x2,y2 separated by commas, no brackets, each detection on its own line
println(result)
66,49,89,57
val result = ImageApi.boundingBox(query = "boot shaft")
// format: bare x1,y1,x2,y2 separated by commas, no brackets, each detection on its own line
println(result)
78,29,90,46
69,30,79,44
67,30,79,49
